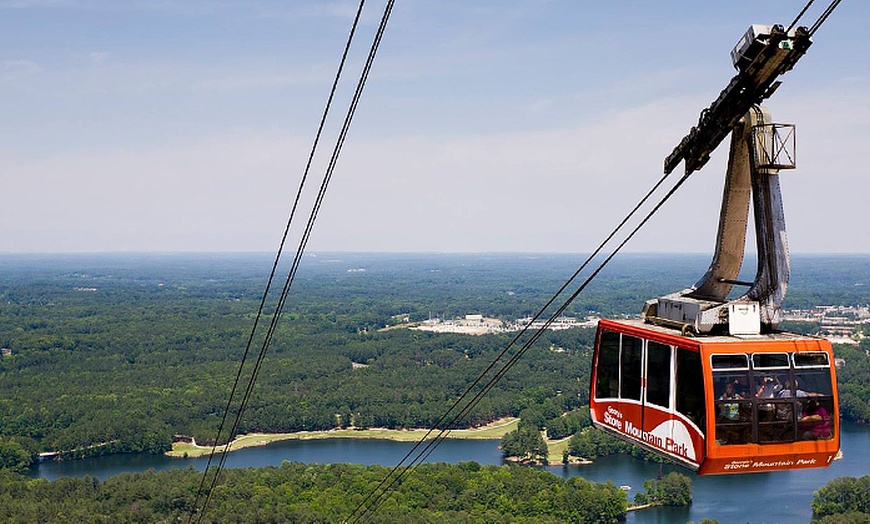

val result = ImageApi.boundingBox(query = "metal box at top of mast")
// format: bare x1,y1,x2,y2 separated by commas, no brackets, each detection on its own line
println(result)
731,24,801,71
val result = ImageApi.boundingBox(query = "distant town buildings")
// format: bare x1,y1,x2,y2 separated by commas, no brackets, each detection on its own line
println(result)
402,305,870,343
783,305,870,345
409,314,600,335
515,316,599,331
411,314,506,335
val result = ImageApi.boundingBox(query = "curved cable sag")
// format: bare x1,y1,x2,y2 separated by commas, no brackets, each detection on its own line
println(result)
787,0,816,34
349,3,845,520
196,2,395,520
187,1,379,522
346,168,690,523
210,0,396,498
809,0,842,36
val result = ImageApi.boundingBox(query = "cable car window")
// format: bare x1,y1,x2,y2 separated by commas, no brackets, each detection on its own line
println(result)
646,341,671,408
620,336,642,401
794,352,829,368
792,369,834,397
754,372,789,399
714,372,751,400
757,400,795,443
798,397,834,441
715,399,752,444
712,350,836,446
595,330,620,399
713,358,751,444
752,353,789,369
676,348,704,431
711,354,749,370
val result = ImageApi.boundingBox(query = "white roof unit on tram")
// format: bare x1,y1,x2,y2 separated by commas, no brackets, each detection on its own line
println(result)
731,24,775,69
730,24,806,71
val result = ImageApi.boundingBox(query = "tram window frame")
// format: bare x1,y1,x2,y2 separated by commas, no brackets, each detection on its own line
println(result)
712,355,752,444
793,352,830,368
711,354,749,370
676,348,705,432
792,369,834,397
752,352,790,370
714,398,752,445
713,350,835,446
793,352,835,441
646,341,671,409
797,397,835,441
594,330,621,399
757,399,796,443
620,335,643,402
792,351,833,398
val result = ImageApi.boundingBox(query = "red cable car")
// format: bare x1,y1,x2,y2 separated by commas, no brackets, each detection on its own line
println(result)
590,319,838,475
590,25,839,474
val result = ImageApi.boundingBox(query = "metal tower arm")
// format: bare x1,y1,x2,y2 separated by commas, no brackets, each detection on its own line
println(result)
664,24,811,176
644,106,795,335
642,22,812,336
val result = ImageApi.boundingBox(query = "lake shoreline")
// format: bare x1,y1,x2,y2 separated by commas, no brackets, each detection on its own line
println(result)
167,417,522,458
168,417,596,467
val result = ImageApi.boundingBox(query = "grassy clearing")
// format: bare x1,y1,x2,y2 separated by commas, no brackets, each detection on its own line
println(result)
168,417,520,458
547,436,572,462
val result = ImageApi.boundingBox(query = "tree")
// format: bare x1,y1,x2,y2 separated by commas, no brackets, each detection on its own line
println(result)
500,427,548,463
814,512,870,524
812,476,870,519
634,472,692,507
0,438,33,473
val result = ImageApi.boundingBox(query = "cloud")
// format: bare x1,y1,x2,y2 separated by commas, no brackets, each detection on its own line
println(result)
308,97,723,253
0,2,866,254
250,2,372,23
0,133,310,252
189,68,331,93
88,51,110,65
1,81,866,254
0,0,69,7
2,60,43,82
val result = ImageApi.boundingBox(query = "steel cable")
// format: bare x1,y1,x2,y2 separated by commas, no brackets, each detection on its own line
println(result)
187,1,397,521
346,167,695,522
809,0,842,36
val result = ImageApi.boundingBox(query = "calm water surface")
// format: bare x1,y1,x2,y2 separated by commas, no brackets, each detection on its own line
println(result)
29,438,505,482
29,424,870,523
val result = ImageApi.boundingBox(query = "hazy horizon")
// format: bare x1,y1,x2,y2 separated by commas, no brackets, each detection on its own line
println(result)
2,2,867,254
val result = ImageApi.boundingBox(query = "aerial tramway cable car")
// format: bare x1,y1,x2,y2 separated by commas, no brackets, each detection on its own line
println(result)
591,319,838,475
589,23,840,474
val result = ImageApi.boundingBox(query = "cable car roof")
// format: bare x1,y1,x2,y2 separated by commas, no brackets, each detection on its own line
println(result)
600,318,830,345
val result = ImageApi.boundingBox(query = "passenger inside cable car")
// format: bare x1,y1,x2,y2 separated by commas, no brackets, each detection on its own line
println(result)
712,352,835,446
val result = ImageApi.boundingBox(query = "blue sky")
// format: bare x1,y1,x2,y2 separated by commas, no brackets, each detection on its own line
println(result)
1,1,867,253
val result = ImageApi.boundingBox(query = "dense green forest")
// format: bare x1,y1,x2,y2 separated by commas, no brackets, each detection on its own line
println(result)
0,462,630,523
1,252,869,467
0,458,863,523
0,462,863,522
811,476,870,522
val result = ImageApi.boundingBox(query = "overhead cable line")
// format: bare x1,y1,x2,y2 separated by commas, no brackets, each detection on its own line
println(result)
349,2,846,520
211,4,398,495
187,0,397,522
351,1,847,521
344,165,678,520
188,0,366,516
346,167,694,522
808,0,842,36
786,0,816,34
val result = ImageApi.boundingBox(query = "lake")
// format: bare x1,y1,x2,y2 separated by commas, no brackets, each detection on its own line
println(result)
548,422,870,523
28,424,870,522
